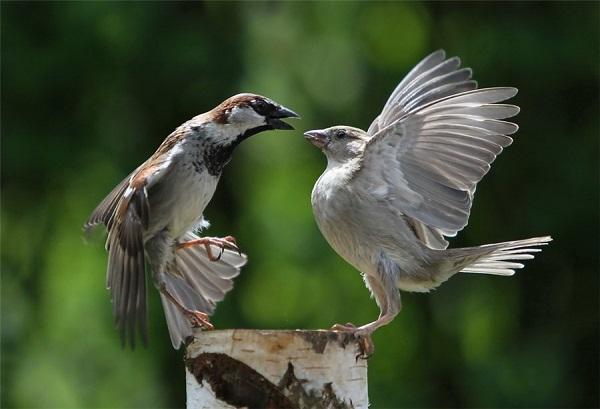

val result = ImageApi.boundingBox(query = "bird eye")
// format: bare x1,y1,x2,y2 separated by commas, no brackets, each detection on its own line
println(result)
252,99,269,114
335,130,347,139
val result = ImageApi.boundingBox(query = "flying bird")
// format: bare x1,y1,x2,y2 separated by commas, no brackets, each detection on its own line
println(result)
304,50,551,342
85,94,298,349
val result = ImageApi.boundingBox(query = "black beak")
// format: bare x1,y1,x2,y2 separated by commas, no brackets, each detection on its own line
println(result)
267,106,299,130
303,129,330,149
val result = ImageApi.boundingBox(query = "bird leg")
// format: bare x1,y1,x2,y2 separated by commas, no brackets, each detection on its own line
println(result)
330,313,397,359
330,270,400,358
330,310,398,335
159,284,214,330
354,313,398,335
176,235,240,261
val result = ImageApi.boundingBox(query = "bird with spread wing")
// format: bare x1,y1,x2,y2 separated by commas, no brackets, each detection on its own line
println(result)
304,50,551,347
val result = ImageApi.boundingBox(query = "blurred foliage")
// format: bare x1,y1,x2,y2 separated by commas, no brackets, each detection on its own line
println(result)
2,2,598,408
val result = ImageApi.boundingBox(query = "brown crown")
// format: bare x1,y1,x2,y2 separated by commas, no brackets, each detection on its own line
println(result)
210,93,265,124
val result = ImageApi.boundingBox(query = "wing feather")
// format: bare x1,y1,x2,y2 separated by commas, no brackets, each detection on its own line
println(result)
357,51,519,245
84,169,137,233
369,50,478,134
106,184,149,348
384,50,448,105
160,231,247,349
86,150,176,347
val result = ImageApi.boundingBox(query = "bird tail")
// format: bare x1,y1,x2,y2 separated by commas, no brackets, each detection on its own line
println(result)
447,236,552,276
160,232,247,349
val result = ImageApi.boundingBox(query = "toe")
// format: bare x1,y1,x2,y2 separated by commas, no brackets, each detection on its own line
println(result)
331,323,356,332
223,235,237,245
355,334,375,360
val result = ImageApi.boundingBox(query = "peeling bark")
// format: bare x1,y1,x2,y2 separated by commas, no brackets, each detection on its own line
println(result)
185,330,369,409
186,353,294,408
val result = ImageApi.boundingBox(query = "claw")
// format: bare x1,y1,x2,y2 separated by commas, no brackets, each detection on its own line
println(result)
223,236,242,256
355,334,374,360
329,310,398,358
159,285,214,331
331,322,374,359
223,236,237,246
186,310,214,330
209,246,224,262
176,236,241,260
331,322,356,331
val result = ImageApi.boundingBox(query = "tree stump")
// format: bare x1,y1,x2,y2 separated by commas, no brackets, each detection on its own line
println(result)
185,329,369,409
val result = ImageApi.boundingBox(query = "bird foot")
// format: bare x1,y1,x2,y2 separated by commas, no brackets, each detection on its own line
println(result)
185,310,214,330
330,322,375,359
176,236,240,261
159,284,215,330
331,322,358,332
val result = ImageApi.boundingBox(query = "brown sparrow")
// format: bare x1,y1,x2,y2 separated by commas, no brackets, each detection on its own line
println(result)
85,94,298,348
305,50,551,347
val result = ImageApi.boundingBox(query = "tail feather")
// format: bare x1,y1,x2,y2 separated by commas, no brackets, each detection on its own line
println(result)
160,289,195,348
175,232,247,302
161,232,247,349
460,236,552,276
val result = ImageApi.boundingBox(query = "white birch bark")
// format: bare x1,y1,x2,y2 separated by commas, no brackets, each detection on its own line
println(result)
185,329,369,409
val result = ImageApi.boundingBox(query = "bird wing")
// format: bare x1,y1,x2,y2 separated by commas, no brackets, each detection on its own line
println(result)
85,135,182,347
84,169,138,233
105,179,150,347
84,126,184,233
355,52,519,243
368,50,477,135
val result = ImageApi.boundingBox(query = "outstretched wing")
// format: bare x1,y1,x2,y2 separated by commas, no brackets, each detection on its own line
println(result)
85,139,180,347
105,180,150,347
84,169,138,234
356,51,519,243
368,50,477,135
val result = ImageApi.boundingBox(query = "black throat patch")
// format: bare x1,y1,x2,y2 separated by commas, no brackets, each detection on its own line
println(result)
203,125,271,176
203,140,239,176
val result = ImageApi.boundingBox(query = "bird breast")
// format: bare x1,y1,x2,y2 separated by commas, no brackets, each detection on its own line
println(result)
311,163,431,278
146,147,219,240
170,162,218,237
312,167,375,273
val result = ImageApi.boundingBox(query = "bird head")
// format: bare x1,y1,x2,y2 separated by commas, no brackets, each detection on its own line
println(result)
209,93,299,143
304,126,369,163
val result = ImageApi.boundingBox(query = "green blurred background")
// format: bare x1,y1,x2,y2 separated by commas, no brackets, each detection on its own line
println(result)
2,2,598,408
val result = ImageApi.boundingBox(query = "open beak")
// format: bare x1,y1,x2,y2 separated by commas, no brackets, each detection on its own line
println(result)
267,106,299,130
303,129,330,149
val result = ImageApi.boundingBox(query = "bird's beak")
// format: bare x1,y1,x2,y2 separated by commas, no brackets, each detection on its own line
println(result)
303,129,330,149
267,106,300,130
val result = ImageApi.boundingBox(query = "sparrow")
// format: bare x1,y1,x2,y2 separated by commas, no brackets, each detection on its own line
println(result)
85,93,298,349
305,50,551,342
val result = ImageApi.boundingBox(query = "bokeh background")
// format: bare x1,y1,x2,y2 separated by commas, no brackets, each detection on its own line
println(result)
2,2,598,408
